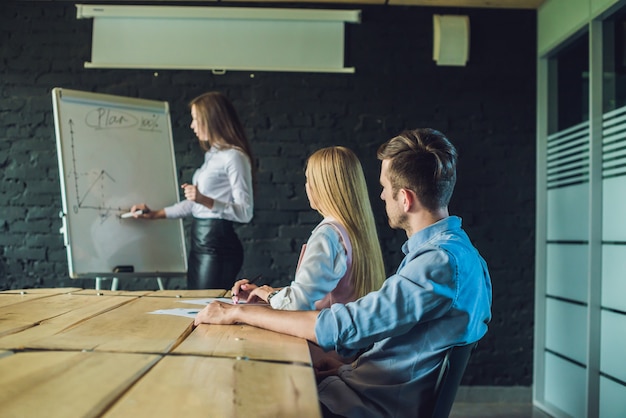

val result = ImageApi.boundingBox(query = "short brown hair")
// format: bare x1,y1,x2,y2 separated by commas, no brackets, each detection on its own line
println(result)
377,128,457,211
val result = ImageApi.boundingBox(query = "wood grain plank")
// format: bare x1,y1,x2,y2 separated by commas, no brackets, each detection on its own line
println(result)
24,296,195,353
0,287,82,294
174,323,312,365
0,294,138,349
72,289,154,297
0,351,160,418
143,289,227,298
0,293,55,308
103,355,321,418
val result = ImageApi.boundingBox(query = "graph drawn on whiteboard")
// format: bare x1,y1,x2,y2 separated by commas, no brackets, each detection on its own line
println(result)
66,115,142,222
52,88,187,279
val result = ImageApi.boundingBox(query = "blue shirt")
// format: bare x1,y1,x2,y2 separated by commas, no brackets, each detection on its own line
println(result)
315,216,492,418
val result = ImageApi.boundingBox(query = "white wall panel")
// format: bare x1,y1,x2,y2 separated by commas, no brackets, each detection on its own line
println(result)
547,184,590,241
538,2,626,417
600,310,626,382
603,176,626,241
538,0,589,56
592,0,622,18
546,299,588,364
600,376,626,418
602,245,626,311
546,243,588,302
545,352,587,418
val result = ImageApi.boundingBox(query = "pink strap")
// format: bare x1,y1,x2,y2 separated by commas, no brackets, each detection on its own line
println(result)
296,219,352,272
312,220,356,310
296,243,307,272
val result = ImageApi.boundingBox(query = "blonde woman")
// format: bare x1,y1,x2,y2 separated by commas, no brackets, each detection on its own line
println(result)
232,146,384,310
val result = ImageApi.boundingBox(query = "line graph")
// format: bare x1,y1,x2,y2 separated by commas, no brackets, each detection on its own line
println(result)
52,88,187,277
66,117,126,222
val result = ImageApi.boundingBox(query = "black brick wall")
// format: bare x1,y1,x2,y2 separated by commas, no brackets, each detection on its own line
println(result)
0,1,536,385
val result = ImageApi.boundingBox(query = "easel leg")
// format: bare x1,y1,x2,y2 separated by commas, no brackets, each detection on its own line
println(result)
156,277,165,290
111,278,119,291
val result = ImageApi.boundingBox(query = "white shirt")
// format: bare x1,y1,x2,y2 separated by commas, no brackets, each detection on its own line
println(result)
270,218,349,311
164,147,253,223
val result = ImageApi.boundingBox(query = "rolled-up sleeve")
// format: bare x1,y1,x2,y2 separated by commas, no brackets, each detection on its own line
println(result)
315,249,456,357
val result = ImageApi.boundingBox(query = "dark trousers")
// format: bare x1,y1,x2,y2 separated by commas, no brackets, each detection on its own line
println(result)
320,403,346,418
187,218,243,290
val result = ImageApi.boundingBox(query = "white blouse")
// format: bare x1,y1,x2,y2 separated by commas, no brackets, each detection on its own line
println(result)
269,218,350,311
164,147,253,223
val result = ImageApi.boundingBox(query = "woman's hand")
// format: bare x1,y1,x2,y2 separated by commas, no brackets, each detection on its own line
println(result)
129,204,164,219
247,285,276,304
231,278,257,304
181,183,214,209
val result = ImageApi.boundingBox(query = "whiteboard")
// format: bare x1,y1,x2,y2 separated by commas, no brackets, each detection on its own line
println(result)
52,88,187,279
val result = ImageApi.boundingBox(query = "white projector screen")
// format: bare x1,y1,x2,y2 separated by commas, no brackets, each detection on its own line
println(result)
76,4,361,73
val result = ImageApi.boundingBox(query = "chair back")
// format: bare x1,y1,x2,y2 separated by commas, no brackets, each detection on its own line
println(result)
431,342,477,418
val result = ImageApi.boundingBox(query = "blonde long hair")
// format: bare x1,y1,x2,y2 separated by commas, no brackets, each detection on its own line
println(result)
306,146,385,298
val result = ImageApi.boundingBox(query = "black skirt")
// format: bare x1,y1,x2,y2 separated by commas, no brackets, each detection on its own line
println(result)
187,218,243,290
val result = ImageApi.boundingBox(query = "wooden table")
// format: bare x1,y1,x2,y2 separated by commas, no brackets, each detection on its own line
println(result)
0,288,320,418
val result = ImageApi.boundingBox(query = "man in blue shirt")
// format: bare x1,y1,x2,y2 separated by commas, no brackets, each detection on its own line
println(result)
195,128,493,417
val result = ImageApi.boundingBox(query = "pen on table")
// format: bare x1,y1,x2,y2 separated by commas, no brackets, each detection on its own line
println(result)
232,274,263,304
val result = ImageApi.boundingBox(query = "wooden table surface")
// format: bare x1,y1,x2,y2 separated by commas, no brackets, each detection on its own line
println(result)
0,288,320,418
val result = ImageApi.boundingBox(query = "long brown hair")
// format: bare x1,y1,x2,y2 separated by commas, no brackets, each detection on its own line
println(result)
189,92,253,164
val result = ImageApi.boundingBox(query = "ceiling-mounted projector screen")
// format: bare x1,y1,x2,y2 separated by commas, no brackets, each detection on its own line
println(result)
76,4,361,73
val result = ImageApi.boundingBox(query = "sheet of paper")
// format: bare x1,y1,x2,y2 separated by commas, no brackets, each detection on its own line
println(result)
178,298,233,306
148,308,200,319
179,298,266,306
148,297,269,318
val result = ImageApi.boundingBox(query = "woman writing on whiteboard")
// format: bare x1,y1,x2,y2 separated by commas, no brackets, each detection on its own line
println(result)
230,146,385,310
131,92,254,290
